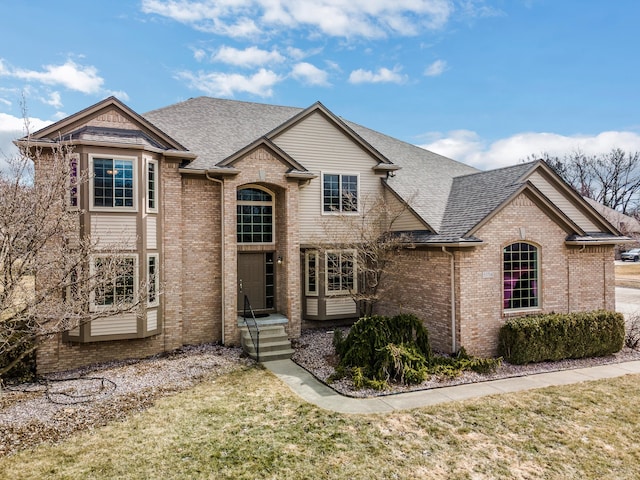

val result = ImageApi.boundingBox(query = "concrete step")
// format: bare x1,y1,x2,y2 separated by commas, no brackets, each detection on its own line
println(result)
240,325,293,362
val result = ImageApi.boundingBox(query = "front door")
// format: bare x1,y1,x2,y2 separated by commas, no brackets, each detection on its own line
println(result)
237,252,275,312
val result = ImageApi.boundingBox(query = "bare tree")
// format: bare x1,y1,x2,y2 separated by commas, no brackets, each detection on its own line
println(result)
527,149,640,215
317,193,414,317
0,130,150,378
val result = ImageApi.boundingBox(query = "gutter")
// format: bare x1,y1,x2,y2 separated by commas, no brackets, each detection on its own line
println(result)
441,246,457,353
205,171,226,344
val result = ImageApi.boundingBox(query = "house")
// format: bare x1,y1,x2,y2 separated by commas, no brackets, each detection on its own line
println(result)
19,96,629,373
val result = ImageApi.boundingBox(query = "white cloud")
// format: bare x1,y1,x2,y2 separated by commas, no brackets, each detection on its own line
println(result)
141,0,454,39
291,62,330,86
9,60,104,94
348,66,407,84
193,48,207,62
42,91,62,108
213,45,285,67
424,59,448,77
419,130,640,170
0,112,52,159
177,68,283,97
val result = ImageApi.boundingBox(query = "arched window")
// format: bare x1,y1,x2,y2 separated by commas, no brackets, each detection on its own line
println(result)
237,187,274,243
503,242,539,310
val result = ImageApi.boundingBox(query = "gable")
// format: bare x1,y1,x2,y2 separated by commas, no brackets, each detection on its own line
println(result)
272,110,384,172
527,169,601,232
23,97,189,153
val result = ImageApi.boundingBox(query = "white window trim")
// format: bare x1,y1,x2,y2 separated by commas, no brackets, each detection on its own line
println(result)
321,172,360,215
89,254,139,312
324,249,357,296
503,242,541,313
236,184,276,245
89,154,138,212
147,253,160,307
305,250,319,296
145,157,158,214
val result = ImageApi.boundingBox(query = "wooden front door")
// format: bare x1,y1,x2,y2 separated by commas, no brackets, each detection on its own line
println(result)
237,252,275,312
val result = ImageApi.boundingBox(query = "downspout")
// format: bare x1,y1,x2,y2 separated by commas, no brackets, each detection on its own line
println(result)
205,171,225,345
441,247,457,353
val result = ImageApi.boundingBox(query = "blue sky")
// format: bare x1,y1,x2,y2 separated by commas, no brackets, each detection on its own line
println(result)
1,0,640,170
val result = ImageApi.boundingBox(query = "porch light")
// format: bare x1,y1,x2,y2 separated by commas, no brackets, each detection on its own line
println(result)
277,256,283,265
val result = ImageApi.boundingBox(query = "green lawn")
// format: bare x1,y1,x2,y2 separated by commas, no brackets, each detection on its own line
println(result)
2,365,640,479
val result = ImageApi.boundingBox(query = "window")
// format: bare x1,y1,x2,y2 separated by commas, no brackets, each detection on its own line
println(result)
305,251,318,296
91,156,135,209
68,153,79,209
237,187,274,243
326,250,356,295
503,242,539,310
147,254,159,307
146,158,158,213
323,173,358,213
92,256,137,309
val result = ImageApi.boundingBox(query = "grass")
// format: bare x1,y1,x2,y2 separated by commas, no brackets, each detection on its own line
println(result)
616,262,640,288
2,365,640,479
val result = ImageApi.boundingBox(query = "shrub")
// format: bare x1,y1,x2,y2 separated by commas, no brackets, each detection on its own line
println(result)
336,314,431,387
430,347,502,378
498,310,625,365
625,313,640,350
0,320,37,383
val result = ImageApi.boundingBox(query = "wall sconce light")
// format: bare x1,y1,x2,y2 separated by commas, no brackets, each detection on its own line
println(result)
277,256,283,265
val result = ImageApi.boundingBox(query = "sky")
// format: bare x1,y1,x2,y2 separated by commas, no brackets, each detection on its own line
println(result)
1,0,640,170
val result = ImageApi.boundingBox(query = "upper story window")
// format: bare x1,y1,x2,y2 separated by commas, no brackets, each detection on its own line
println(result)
237,186,274,243
503,242,539,310
323,173,358,213
68,153,79,209
146,158,158,213
91,155,136,210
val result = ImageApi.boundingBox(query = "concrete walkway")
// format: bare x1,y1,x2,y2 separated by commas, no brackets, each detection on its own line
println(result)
263,359,640,414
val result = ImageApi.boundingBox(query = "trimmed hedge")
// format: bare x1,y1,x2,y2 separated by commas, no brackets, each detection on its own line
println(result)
498,310,625,365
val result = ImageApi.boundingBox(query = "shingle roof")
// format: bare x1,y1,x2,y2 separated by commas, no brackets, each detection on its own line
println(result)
439,162,537,238
141,97,618,242
143,96,479,233
344,121,478,233
143,97,302,170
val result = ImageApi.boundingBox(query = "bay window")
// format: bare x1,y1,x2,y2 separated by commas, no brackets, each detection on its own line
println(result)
91,156,136,210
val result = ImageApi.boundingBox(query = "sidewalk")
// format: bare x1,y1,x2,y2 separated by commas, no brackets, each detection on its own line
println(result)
263,359,640,414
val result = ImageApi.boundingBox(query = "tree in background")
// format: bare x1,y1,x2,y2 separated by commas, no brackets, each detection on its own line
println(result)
528,149,640,215
0,128,150,380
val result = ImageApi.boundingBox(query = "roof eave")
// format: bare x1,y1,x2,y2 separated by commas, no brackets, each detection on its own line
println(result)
565,236,634,246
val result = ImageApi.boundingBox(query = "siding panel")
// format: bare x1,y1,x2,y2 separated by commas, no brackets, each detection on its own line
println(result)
528,172,599,231
90,313,137,336
274,112,387,243
326,296,357,315
91,215,137,248
147,216,157,250
306,298,318,316
147,309,158,331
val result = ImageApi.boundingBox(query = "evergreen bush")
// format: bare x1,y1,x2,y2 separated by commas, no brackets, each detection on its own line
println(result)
498,310,625,365
332,314,499,389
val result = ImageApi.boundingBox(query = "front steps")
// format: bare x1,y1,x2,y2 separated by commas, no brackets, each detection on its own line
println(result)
240,324,294,362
